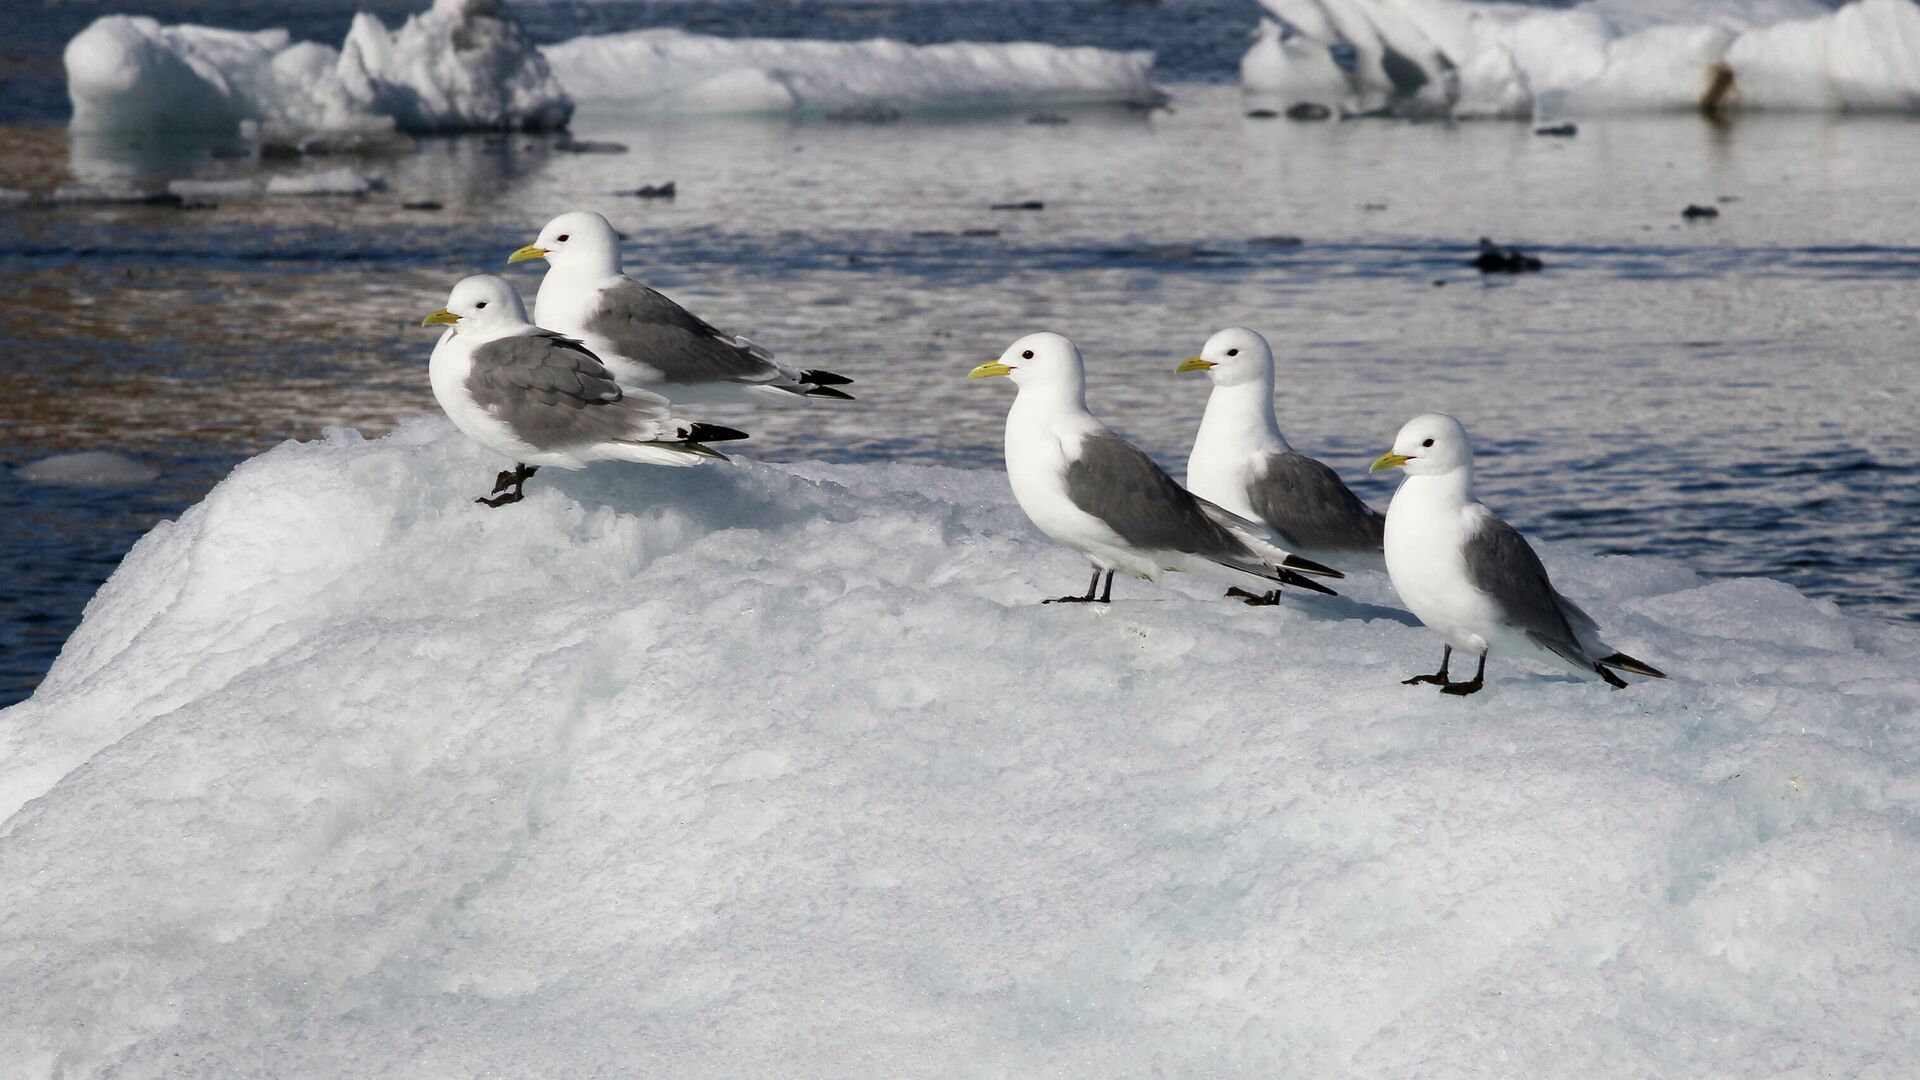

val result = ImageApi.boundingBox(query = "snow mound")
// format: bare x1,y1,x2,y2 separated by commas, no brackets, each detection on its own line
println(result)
4,419,1919,1076
13,450,159,488
64,0,570,140
1244,0,1920,119
543,29,1166,115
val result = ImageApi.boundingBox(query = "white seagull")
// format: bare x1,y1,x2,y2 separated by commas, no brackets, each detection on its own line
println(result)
508,210,853,404
422,275,747,507
1180,326,1385,605
1370,413,1665,694
969,331,1343,604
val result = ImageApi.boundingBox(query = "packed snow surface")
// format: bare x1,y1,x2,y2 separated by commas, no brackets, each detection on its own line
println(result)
4,419,1918,1076
64,0,570,140
543,29,1165,115
1244,0,1920,118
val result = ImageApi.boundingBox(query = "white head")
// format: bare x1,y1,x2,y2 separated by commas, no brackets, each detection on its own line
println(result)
1371,413,1473,478
507,210,621,276
421,274,530,336
968,331,1085,394
1178,326,1274,388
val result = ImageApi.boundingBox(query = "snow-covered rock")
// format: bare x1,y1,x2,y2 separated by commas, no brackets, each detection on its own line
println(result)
63,0,569,140
3,418,1918,1077
1243,0,1920,119
543,29,1166,115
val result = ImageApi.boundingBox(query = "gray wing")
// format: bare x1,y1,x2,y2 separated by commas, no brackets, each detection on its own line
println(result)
585,278,786,386
467,331,678,450
1247,451,1385,554
1462,511,1596,667
1064,432,1249,561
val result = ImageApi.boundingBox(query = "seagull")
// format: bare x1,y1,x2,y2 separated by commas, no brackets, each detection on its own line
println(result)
1369,414,1666,694
1179,326,1384,605
969,331,1343,604
507,210,853,404
422,275,747,508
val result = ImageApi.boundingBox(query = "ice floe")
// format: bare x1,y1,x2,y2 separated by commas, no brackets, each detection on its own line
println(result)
13,451,159,488
543,28,1166,116
3,419,1917,1076
64,2,1162,141
64,0,570,141
1244,0,1920,119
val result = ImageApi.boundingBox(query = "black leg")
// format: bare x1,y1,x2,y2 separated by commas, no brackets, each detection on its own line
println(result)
1441,651,1488,696
1595,664,1627,689
1404,645,1453,686
490,463,539,494
1045,568,1104,604
1097,570,1114,604
476,462,538,508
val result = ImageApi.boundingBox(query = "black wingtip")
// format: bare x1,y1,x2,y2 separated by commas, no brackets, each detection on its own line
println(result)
805,385,856,400
1280,553,1345,579
799,368,854,387
1275,568,1340,597
686,422,751,444
1599,652,1666,680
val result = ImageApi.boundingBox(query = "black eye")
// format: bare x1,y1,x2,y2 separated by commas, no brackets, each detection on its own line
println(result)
556,234,569,242
1421,438,1434,447
475,301,487,309
1021,349,1034,359
1226,348,1238,356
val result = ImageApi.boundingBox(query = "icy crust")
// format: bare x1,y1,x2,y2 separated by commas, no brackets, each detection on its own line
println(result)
1243,0,1920,119
543,29,1166,115
64,0,571,139
4,419,1919,1076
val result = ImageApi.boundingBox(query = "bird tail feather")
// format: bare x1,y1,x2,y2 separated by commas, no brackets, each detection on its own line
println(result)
1598,652,1666,679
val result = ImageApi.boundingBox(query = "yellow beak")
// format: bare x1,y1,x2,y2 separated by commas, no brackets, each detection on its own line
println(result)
969,361,1015,379
1177,356,1216,373
422,307,461,327
506,244,549,265
1370,452,1412,473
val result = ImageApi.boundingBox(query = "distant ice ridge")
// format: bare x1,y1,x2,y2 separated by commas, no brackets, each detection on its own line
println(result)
64,0,571,140
4,419,1919,1077
64,3,1161,139
543,29,1165,115
1243,0,1920,119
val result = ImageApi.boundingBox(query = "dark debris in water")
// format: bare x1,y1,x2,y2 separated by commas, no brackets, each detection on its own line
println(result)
628,182,677,199
1473,237,1543,273
990,200,1045,211
1683,204,1721,220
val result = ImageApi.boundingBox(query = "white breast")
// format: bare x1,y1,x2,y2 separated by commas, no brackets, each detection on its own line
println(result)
1383,480,1501,654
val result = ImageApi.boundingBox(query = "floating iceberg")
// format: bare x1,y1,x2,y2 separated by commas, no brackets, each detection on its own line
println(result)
543,29,1166,115
64,0,570,140
1243,0,1920,119
4,419,1918,1076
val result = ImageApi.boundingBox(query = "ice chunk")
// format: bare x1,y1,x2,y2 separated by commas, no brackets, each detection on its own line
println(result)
63,0,569,140
543,28,1166,116
1243,0,1920,118
13,450,159,487
166,177,262,199
264,167,373,196
3,418,1919,1076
